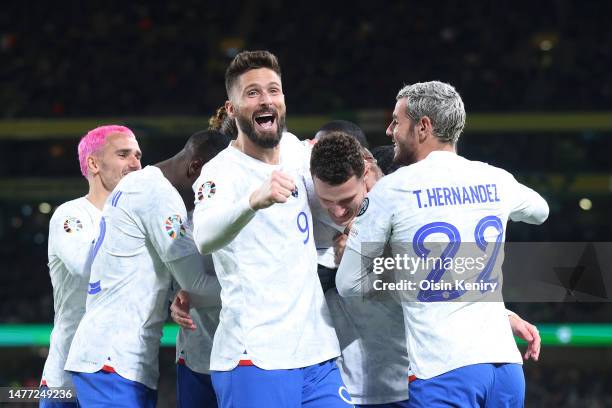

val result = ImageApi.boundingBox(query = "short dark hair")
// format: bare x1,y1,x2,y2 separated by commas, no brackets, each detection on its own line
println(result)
310,131,365,185
225,50,282,97
318,120,369,148
370,145,400,175
185,129,230,164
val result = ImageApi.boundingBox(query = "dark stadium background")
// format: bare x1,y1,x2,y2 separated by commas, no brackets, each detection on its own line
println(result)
1,2,611,407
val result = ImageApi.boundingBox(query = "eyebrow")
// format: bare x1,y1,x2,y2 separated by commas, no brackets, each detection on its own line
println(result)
245,81,282,90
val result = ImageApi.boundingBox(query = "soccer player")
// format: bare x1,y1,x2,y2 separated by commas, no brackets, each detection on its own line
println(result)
40,125,141,407
192,50,350,407
310,132,540,407
310,131,410,407
65,130,228,407
336,81,548,407
169,108,238,408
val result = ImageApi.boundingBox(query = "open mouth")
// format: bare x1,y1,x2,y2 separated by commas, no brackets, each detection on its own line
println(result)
254,112,277,131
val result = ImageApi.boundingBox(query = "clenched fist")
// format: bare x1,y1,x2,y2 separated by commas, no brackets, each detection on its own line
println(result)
249,170,296,210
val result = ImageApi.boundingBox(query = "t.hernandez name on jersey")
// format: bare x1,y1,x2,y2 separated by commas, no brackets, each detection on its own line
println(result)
412,183,500,209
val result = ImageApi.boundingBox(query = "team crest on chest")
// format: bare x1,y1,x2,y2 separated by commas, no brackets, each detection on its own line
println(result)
165,215,186,239
291,186,299,198
357,197,369,217
63,217,83,233
197,181,216,201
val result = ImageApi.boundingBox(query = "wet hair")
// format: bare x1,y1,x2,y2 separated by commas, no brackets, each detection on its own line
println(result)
225,50,282,97
310,131,365,185
77,125,135,178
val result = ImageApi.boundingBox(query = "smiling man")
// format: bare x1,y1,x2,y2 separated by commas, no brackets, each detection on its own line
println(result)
40,125,141,407
336,81,548,407
192,50,350,407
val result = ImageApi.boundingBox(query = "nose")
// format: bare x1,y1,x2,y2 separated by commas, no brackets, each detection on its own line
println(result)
331,205,347,218
259,90,273,105
386,123,394,138
129,155,141,170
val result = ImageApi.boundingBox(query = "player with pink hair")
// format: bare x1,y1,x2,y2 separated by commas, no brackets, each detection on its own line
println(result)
40,125,141,407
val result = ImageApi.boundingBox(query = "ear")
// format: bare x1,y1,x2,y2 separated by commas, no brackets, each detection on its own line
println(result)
363,162,371,178
418,116,433,143
87,155,99,176
188,159,204,178
225,99,235,118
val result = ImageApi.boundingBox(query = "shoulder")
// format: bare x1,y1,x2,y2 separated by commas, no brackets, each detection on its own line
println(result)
280,132,311,168
50,197,90,223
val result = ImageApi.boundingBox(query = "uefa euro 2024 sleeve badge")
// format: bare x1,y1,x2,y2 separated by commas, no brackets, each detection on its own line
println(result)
197,181,216,201
63,217,83,233
165,214,186,239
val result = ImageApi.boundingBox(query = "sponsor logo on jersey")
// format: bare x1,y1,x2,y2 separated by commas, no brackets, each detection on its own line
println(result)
197,181,216,201
165,214,186,239
357,197,369,217
63,217,83,233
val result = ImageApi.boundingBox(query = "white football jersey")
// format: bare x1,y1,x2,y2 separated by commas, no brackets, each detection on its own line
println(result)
311,205,409,404
65,166,208,389
192,133,340,371
343,151,548,379
42,197,100,387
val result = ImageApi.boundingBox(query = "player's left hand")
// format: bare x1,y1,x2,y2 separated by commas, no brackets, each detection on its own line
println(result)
171,290,196,330
508,314,540,361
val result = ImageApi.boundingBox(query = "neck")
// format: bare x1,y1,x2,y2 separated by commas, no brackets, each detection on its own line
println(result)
233,132,280,164
418,141,456,161
86,178,110,210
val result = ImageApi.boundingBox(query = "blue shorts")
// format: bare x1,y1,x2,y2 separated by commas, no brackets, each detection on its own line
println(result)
407,363,525,408
211,359,354,408
176,363,218,408
71,370,157,408
39,385,79,408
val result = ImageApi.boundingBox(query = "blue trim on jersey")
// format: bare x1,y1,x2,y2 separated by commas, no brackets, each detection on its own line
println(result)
87,281,101,295
90,217,106,262
111,191,123,207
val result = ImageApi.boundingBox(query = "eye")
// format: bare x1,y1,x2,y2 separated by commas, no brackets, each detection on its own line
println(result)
247,89,259,97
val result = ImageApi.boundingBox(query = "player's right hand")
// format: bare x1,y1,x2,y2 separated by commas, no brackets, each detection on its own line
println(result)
249,170,295,210
171,290,196,330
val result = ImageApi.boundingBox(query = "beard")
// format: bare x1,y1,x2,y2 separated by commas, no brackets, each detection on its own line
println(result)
393,145,418,167
235,106,286,149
